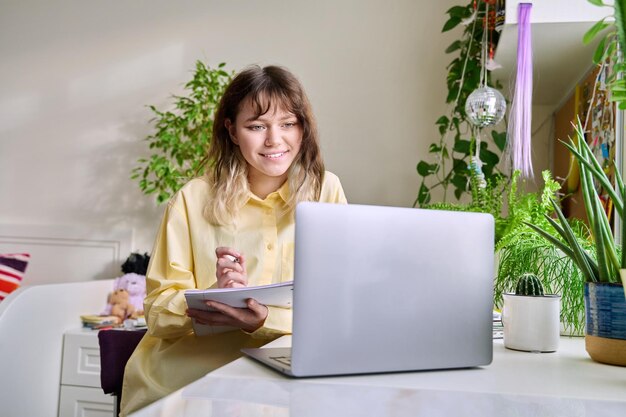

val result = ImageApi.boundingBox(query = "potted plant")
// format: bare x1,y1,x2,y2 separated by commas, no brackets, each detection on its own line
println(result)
502,273,561,352
425,168,590,334
495,170,591,335
528,120,626,365
415,0,507,206
131,61,233,204
524,0,626,365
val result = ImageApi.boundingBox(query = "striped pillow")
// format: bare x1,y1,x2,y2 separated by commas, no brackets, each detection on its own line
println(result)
0,253,30,301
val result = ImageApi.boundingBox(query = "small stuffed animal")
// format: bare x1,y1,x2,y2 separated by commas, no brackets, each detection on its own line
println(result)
108,289,137,322
115,273,146,315
102,252,150,317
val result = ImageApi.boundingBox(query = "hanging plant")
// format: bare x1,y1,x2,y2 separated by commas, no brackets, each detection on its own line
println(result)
415,1,508,206
584,0,626,110
131,61,233,204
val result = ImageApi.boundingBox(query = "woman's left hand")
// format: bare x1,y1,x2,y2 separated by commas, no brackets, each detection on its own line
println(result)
186,298,268,333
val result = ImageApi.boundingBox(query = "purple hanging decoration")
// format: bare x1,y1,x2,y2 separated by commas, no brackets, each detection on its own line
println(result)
506,3,533,178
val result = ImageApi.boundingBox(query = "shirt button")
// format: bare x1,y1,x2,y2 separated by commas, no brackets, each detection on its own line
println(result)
267,243,274,250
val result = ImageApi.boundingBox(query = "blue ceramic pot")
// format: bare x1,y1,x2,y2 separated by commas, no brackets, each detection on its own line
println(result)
584,282,626,366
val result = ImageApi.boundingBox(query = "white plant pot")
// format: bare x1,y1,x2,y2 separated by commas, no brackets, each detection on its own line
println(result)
502,293,561,352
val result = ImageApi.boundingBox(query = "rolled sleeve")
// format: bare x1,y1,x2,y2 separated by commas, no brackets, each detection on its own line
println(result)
144,199,197,339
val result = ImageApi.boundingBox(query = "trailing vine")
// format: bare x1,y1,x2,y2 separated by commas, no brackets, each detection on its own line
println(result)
415,1,508,206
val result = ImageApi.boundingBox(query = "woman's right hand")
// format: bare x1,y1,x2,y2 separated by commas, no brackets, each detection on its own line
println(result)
215,247,247,288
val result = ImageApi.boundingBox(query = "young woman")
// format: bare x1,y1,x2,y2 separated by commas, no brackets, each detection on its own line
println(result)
120,65,347,415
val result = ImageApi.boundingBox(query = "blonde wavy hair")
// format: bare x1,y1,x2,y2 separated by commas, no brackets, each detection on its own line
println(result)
204,65,325,225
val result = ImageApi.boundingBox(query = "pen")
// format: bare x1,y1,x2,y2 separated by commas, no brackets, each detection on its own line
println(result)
225,254,239,263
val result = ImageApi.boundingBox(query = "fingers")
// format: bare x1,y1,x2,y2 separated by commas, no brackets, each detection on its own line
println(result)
216,257,244,274
215,247,248,288
206,300,240,316
187,304,238,326
218,270,247,288
217,249,246,271
224,280,246,288
188,299,268,332
223,270,245,283
215,247,244,264
187,309,230,326
246,298,268,318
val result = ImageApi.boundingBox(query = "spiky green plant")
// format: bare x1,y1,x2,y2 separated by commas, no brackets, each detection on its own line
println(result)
522,0,626,304
527,120,625,290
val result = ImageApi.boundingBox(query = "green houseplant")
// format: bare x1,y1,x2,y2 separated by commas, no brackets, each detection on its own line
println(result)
495,170,591,335
424,167,590,334
535,0,626,289
522,0,626,365
528,120,626,365
528,122,624,286
421,167,508,242
415,1,507,206
131,61,233,204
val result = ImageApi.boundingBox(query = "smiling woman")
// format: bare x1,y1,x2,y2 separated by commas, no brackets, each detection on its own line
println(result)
226,102,303,199
207,65,326,226
119,65,347,416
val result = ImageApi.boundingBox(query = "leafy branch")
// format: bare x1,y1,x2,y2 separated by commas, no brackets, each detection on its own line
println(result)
131,61,233,204
584,0,626,110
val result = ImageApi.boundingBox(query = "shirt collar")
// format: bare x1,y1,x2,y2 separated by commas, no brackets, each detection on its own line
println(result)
277,180,290,203
247,181,290,205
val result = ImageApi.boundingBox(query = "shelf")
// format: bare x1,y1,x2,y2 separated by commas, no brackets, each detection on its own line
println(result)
493,0,610,107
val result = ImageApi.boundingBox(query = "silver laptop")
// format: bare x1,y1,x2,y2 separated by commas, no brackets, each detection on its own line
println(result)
242,202,494,377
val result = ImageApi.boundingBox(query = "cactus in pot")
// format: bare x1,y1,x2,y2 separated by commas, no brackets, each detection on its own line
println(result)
515,273,545,297
503,273,560,352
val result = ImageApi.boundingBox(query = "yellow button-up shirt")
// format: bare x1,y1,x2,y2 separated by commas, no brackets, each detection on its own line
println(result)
120,171,347,416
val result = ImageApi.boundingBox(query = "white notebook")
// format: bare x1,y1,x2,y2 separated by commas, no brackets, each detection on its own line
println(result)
185,281,293,336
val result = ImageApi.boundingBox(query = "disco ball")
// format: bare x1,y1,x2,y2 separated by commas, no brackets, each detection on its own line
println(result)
465,86,506,127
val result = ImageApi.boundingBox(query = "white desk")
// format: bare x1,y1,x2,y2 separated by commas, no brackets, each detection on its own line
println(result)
130,336,626,417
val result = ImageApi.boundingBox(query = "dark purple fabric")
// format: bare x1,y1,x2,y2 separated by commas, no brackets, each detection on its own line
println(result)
98,329,146,394
0,255,28,272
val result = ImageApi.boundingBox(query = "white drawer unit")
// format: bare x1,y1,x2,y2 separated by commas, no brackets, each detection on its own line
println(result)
59,328,114,417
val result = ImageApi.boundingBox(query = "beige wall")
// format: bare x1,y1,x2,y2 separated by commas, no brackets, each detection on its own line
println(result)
0,0,463,251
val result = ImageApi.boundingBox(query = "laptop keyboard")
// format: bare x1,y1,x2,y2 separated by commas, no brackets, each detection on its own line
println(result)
270,355,292,367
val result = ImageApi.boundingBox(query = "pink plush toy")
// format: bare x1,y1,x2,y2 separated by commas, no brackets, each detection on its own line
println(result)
103,252,149,317
114,272,146,315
